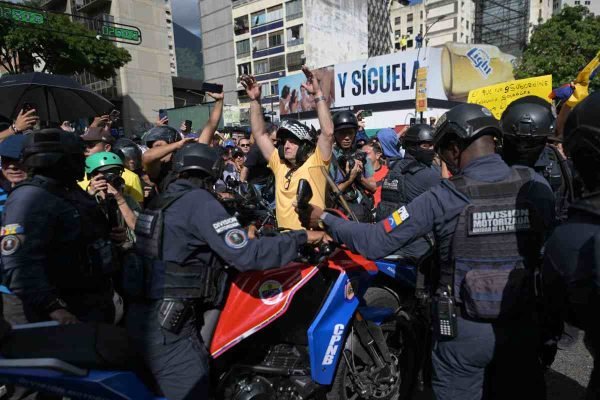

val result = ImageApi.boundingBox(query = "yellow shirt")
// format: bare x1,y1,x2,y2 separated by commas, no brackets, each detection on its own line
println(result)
78,168,144,204
268,147,330,230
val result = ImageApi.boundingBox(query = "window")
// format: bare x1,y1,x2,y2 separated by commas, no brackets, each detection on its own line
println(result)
266,5,283,22
420,11,423,19
286,0,302,20
238,62,251,76
394,16,401,25
269,30,283,47
538,9,542,20
286,51,304,71
251,10,266,27
395,42,401,50
253,35,267,51
236,39,250,57
407,13,413,22
254,59,269,74
574,0,580,4
271,82,279,96
466,20,469,29
269,55,285,71
466,35,469,43
407,26,413,34
287,24,304,45
234,15,249,35
585,0,590,4
261,82,270,95
394,29,401,38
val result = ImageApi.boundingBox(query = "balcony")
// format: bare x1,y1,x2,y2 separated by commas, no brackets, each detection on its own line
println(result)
251,19,284,35
287,38,304,47
40,0,66,10
252,45,284,59
286,11,303,21
255,70,285,82
76,0,111,14
237,51,251,59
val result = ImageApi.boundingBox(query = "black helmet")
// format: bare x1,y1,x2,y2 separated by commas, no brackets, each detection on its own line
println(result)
277,119,316,165
22,129,85,181
564,92,600,191
403,124,435,144
113,138,143,171
433,104,500,151
143,126,181,148
500,96,555,138
172,143,219,178
332,110,359,132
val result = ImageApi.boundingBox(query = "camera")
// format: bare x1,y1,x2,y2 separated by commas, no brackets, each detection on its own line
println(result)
104,172,125,192
338,150,367,178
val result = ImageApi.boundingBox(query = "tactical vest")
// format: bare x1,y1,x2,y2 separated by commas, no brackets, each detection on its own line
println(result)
536,146,574,222
444,167,544,320
376,158,425,221
19,177,115,282
134,189,226,303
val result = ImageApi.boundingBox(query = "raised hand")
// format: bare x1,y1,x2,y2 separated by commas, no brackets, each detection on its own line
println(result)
301,65,321,96
206,91,225,101
240,75,262,101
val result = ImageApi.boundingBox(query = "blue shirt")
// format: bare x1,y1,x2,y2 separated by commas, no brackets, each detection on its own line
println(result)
322,153,556,260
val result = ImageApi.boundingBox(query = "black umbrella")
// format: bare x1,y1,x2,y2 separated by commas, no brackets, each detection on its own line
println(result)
0,72,114,122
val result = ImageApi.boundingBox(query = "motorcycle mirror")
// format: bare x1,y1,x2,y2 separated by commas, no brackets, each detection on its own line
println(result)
296,179,313,209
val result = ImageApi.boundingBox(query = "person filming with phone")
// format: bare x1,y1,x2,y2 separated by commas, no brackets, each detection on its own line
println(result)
0,104,39,142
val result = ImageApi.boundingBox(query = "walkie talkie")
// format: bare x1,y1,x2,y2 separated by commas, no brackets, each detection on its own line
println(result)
433,289,458,339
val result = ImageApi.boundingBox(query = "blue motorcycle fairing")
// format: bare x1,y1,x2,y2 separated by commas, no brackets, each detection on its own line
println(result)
0,363,162,400
358,306,395,325
375,259,417,288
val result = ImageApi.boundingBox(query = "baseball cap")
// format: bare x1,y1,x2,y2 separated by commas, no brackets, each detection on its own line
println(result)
80,127,115,144
0,135,27,160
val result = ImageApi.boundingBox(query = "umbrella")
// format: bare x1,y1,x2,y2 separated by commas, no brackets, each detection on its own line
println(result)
0,72,114,123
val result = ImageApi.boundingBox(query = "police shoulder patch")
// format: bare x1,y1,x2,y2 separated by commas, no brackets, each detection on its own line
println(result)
0,224,24,237
213,217,241,234
1,235,21,256
224,228,248,249
382,206,410,233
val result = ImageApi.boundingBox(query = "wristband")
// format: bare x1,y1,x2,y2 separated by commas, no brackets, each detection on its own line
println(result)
11,124,20,134
314,95,326,103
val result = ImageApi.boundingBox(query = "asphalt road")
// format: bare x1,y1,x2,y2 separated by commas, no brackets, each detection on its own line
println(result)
413,327,594,400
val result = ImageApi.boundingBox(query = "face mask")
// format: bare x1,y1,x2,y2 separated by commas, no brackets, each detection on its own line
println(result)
502,136,546,167
414,148,436,166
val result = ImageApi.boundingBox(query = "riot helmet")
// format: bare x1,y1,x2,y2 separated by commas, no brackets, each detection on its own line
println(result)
276,119,316,165
113,138,143,171
433,104,500,174
172,142,220,179
333,110,359,132
564,92,600,192
22,129,85,182
403,124,436,166
143,126,181,148
500,96,555,167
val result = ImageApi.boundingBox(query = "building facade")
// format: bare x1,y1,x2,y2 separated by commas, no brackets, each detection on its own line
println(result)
368,0,394,57
390,0,476,52
230,0,369,119
41,0,175,134
553,0,600,14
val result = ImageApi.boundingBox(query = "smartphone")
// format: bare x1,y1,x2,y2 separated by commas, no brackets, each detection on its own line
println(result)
201,82,224,94
22,102,36,113
158,109,168,121
109,109,121,122
184,120,192,130
361,110,373,118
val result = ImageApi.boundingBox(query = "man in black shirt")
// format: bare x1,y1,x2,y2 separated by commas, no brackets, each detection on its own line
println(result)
241,123,278,203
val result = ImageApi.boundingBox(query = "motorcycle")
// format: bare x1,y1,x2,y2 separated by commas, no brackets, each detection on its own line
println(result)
0,182,404,400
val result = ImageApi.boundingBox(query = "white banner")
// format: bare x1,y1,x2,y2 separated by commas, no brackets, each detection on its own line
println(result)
334,48,447,107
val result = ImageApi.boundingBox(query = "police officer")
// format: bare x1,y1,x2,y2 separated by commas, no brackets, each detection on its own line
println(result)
1,129,119,325
298,104,556,400
543,92,600,399
128,142,327,400
500,95,573,221
375,124,441,262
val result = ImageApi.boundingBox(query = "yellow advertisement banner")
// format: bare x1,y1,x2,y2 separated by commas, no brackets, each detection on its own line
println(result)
416,67,428,113
467,75,552,119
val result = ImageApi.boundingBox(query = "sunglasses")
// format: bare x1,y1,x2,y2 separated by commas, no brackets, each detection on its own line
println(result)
239,143,250,147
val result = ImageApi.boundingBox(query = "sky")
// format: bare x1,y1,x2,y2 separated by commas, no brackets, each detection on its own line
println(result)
171,0,202,37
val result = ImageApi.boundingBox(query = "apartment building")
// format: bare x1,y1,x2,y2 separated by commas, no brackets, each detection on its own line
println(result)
553,0,600,14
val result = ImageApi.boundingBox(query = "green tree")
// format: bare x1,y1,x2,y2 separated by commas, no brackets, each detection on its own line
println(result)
515,6,600,90
0,2,131,79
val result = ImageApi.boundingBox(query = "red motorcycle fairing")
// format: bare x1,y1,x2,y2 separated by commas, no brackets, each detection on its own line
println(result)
210,262,319,358
209,248,378,359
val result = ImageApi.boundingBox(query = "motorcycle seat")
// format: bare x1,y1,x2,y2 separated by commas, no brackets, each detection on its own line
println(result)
0,322,138,371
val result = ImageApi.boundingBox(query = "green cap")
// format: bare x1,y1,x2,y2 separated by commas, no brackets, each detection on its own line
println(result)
85,151,123,175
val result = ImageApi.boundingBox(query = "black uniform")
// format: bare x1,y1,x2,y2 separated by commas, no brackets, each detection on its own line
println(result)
129,172,308,398
1,176,115,324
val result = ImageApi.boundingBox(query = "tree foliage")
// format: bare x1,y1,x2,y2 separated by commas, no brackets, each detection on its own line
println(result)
0,2,131,79
515,6,600,90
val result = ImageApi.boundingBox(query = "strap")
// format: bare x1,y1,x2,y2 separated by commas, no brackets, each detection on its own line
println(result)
148,189,191,211
451,167,532,200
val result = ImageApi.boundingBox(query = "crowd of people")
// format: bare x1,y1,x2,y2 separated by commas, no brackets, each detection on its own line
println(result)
0,61,597,400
